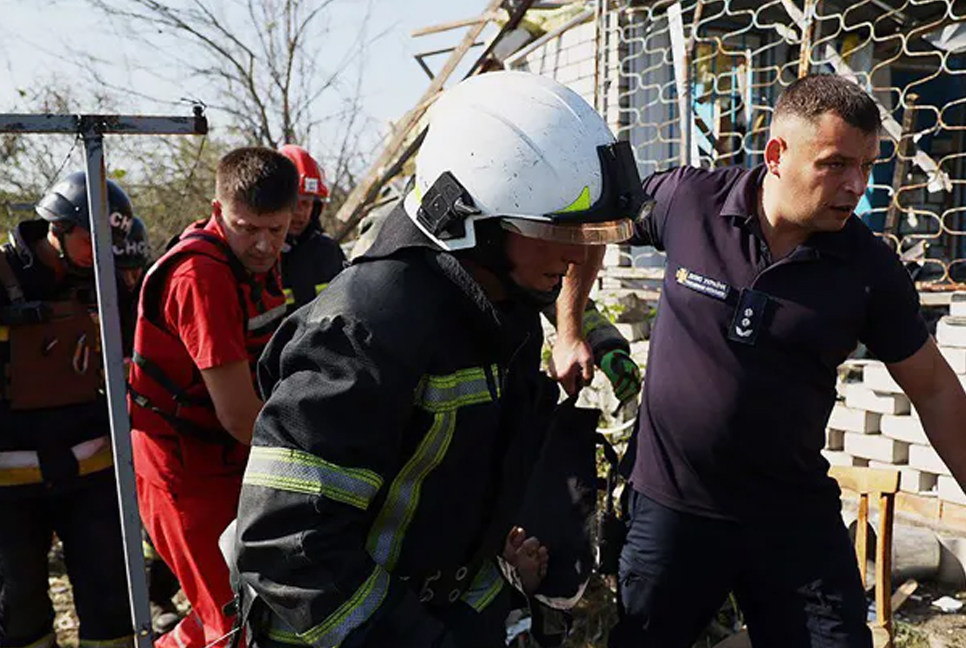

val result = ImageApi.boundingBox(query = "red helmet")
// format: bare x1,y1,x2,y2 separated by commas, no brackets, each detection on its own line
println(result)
279,144,329,201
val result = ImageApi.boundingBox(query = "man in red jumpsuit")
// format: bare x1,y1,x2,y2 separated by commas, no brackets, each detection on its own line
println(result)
127,147,297,648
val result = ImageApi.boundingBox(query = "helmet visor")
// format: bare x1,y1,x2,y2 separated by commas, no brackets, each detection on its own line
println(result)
500,217,634,245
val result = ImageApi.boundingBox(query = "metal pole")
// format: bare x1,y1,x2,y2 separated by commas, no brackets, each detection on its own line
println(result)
82,126,153,648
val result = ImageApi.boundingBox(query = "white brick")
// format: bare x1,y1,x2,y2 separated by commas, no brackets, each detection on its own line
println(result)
826,428,845,451
868,461,937,493
828,404,881,433
938,475,966,506
951,292,966,317
614,322,646,342
822,450,868,467
844,385,910,415
880,414,929,445
940,346,966,374
937,316,966,348
861,362,903,393
909,444,952,476
844,432,909,464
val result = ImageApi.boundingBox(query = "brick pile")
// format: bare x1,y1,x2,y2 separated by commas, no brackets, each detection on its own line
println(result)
823,296,966,509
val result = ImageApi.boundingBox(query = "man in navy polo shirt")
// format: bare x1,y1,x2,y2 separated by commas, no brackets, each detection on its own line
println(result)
576,75,966,647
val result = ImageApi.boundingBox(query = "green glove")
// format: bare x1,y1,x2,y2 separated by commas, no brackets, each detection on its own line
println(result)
600,349,642,405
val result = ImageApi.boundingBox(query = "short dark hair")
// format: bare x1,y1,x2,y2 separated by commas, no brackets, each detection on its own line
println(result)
216,147,299,214
774,74,881,134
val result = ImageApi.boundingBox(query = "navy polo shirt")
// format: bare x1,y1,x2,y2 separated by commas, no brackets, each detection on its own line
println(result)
627,165,929,521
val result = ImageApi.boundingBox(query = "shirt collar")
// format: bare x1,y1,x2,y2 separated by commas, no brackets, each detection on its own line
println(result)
719,164,853,260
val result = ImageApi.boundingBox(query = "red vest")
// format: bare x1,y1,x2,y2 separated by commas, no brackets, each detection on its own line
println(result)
128,221,285,482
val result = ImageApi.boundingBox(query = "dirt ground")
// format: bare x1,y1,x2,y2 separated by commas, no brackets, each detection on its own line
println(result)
50,544,966,648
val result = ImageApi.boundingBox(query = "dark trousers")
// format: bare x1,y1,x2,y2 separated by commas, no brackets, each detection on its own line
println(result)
609,489,871,648
0,470,133,647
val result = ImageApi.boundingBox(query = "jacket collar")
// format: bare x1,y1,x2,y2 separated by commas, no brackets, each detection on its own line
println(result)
358,204,504,337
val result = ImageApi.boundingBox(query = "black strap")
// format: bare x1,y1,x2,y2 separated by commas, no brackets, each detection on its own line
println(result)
128,383,230,443
131,351,210,408
0,246,25,304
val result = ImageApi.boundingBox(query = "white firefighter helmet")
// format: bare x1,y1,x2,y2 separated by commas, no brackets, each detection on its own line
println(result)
404,70,651,251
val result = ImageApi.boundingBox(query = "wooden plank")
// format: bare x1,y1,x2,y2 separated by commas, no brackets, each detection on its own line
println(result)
830,466,901,495
856,494,869,587
333,0,504,233
940,500,966,533
411,12,499,38
875,493,894,638
896,491,942,522
891,578,918,614
797,0,817,78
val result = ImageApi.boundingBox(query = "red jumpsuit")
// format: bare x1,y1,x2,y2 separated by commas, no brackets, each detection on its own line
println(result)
128,218,286,648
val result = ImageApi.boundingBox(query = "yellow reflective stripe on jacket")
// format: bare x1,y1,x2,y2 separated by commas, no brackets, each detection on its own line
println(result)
367,365,499,569
412,365,499,413
77,440,114,478
0,437,113,486
79,636,136,648
582,308,611,336
244,446,383,511
249,304,288,331
460,561,505,612
265,620,305,646
314,283,329,295
300,566,390,647
284,288,295,306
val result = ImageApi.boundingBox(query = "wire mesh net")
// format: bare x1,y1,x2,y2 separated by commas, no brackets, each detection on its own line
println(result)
516,0,966,285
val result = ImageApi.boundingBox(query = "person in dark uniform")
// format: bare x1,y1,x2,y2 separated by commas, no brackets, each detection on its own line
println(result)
0,172,136,648
233,71,650,648
556,74,966,648
277,145,345,313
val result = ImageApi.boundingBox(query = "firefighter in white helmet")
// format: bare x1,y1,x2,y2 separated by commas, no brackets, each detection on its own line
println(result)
233,70,651,648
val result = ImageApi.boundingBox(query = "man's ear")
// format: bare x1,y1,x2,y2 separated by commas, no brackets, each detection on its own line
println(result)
764,136,786,176
212,199,223,221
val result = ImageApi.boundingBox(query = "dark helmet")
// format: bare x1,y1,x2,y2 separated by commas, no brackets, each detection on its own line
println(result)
35,171,135,235
113,216,150,269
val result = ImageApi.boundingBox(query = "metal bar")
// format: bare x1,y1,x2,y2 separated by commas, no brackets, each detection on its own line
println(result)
668,2,692,166
774,1,952,193
503,6,595,68
82,133,153,648
0,112,207,136
885,93,918,236
414,54,436,80
414,41,485,60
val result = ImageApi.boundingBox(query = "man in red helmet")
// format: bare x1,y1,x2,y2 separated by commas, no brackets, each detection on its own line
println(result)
277,144,346,313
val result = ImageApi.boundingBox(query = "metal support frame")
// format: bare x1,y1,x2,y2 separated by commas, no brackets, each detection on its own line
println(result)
0,109,208,648
776,0,952,193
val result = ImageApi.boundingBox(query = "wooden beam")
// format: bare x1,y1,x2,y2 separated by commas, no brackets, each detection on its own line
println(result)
798,0,817,78
412,12,499,38
334,0,504,234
